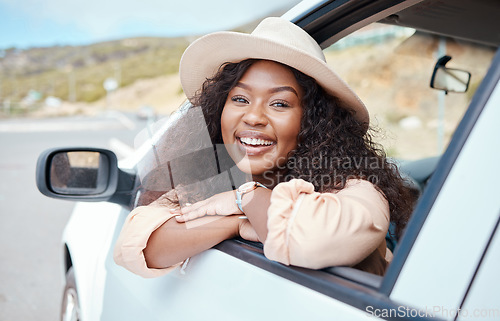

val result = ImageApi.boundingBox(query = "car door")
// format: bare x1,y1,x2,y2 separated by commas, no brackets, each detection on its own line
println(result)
385,50,500,319
97,46,500,321
458,209,500,321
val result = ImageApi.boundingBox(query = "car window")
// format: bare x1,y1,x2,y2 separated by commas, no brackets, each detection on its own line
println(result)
325,23,496,160
132,23,496,209
129,17,497,285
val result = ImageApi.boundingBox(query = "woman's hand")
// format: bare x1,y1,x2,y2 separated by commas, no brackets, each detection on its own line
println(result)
238,218,260,242
173,190,243,222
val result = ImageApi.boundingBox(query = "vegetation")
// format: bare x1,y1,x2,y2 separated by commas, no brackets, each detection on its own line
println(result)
0,37,190,106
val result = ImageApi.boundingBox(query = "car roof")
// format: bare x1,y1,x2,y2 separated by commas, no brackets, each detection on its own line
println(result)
290,0,500,48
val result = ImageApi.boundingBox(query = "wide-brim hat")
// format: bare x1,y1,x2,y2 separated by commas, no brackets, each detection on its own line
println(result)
179,17,369,125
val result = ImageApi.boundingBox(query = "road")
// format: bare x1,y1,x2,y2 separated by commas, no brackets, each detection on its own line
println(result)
0,111,152,321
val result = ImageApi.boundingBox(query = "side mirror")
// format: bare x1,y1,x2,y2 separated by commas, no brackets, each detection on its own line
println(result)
430,55,471,94
49,150,110,195
36,148,135,206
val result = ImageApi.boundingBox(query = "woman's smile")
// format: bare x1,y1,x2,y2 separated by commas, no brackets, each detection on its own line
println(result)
220,60,303,180
236,130,276,156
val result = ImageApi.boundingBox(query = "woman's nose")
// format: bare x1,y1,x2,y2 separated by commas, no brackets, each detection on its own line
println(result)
242,104,268,127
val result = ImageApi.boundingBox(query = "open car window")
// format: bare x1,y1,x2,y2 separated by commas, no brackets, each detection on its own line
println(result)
326,23,496,161
128,10,497,291
132,21,496,204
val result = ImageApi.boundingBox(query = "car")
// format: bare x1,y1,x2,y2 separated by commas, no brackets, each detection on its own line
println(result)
36,0,500,320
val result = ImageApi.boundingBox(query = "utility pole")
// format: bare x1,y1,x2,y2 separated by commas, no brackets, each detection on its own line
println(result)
68,70,76,102
114,62,122,87
103,78,118,109
65,65,76,102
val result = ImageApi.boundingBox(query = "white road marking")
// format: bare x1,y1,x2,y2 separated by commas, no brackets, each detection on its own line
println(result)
0,111,136,132
109,138,135,159
0,121,120,132
103,111,136,130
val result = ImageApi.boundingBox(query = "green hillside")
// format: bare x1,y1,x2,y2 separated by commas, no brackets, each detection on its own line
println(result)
0,36,190,113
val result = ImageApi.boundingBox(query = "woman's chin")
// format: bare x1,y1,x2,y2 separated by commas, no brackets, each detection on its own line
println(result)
234,161,276,177
225,143,280,178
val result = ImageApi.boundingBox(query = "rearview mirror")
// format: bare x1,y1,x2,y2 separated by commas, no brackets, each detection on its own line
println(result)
430,55,471,93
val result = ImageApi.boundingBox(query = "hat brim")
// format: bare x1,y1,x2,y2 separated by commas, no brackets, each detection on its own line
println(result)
180,31,369,125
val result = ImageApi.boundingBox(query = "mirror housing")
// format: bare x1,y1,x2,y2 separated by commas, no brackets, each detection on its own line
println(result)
36,147,136,206
430,55,471,93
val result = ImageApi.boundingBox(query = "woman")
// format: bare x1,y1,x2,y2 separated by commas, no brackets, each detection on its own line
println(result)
113,17,415,277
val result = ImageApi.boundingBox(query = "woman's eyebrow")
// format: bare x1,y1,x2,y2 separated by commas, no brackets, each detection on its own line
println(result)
234,82,250,90
235,82,298,97
269,86,298,97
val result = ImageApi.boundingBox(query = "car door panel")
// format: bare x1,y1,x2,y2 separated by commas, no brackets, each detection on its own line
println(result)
458,215,500,321
100,224,379,321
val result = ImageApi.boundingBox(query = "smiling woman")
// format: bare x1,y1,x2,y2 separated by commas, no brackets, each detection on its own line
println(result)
113,17,416,278
221,60,303,184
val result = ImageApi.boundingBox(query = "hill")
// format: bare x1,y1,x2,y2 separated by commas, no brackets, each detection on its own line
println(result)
0,36,190,113
0,8,290,118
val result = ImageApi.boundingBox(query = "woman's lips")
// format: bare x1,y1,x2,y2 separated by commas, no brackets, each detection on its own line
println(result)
236,132,276,156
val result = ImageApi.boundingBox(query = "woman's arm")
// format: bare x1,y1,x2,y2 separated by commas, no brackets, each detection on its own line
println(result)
113,190,247,277
239,187,272,242
174,187,272,242
143,214,241,268
263,179,390,269
174,179,390,272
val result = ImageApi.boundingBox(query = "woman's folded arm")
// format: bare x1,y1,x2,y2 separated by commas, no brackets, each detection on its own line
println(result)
264,179,390,269
113,191,241,278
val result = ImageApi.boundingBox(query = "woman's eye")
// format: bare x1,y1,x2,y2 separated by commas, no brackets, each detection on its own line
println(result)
231,96,248,104
271,100,290,108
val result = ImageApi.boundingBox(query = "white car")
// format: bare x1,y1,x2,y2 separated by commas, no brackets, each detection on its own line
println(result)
36,0,500,320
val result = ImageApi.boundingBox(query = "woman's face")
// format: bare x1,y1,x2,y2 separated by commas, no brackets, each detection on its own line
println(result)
221,60,303,183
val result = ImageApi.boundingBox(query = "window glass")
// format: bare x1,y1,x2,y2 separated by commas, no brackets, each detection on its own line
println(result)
325,23,496,160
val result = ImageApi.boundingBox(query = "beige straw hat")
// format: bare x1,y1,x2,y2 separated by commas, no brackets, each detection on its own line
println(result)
179,17,369,125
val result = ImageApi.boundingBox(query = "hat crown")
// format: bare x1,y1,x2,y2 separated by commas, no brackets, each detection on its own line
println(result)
251,17,326,63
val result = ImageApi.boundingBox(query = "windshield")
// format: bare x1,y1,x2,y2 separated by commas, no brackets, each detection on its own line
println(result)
325,23,496,160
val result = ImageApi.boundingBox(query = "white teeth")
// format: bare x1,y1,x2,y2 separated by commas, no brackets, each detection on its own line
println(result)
240,137,273,146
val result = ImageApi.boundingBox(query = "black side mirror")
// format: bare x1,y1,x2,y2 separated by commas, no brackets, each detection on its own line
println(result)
36,147,135,206
430,55,471,94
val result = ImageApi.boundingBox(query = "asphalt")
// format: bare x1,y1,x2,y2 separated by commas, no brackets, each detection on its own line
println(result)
0,111,146,321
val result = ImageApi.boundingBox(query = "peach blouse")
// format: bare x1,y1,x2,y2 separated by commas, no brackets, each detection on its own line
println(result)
113,179,392,278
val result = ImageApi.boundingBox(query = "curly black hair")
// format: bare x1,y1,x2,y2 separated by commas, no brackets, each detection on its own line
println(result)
191,58,416,238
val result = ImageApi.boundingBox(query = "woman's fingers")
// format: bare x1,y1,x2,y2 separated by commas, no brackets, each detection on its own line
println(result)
173,191,239,222
174,197,217,222
238,219,260,242
175,206,210,222
180,200,203,214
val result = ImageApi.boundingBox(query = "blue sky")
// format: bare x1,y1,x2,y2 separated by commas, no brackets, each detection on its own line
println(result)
0,0,300,49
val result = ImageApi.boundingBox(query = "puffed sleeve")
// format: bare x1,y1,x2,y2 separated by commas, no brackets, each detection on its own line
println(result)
113,205,183,278
264,179,390,270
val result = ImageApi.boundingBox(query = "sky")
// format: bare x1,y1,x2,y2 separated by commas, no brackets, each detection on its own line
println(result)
0,0,300,49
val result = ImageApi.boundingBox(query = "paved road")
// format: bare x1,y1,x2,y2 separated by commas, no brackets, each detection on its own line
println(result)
0,111,150,321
